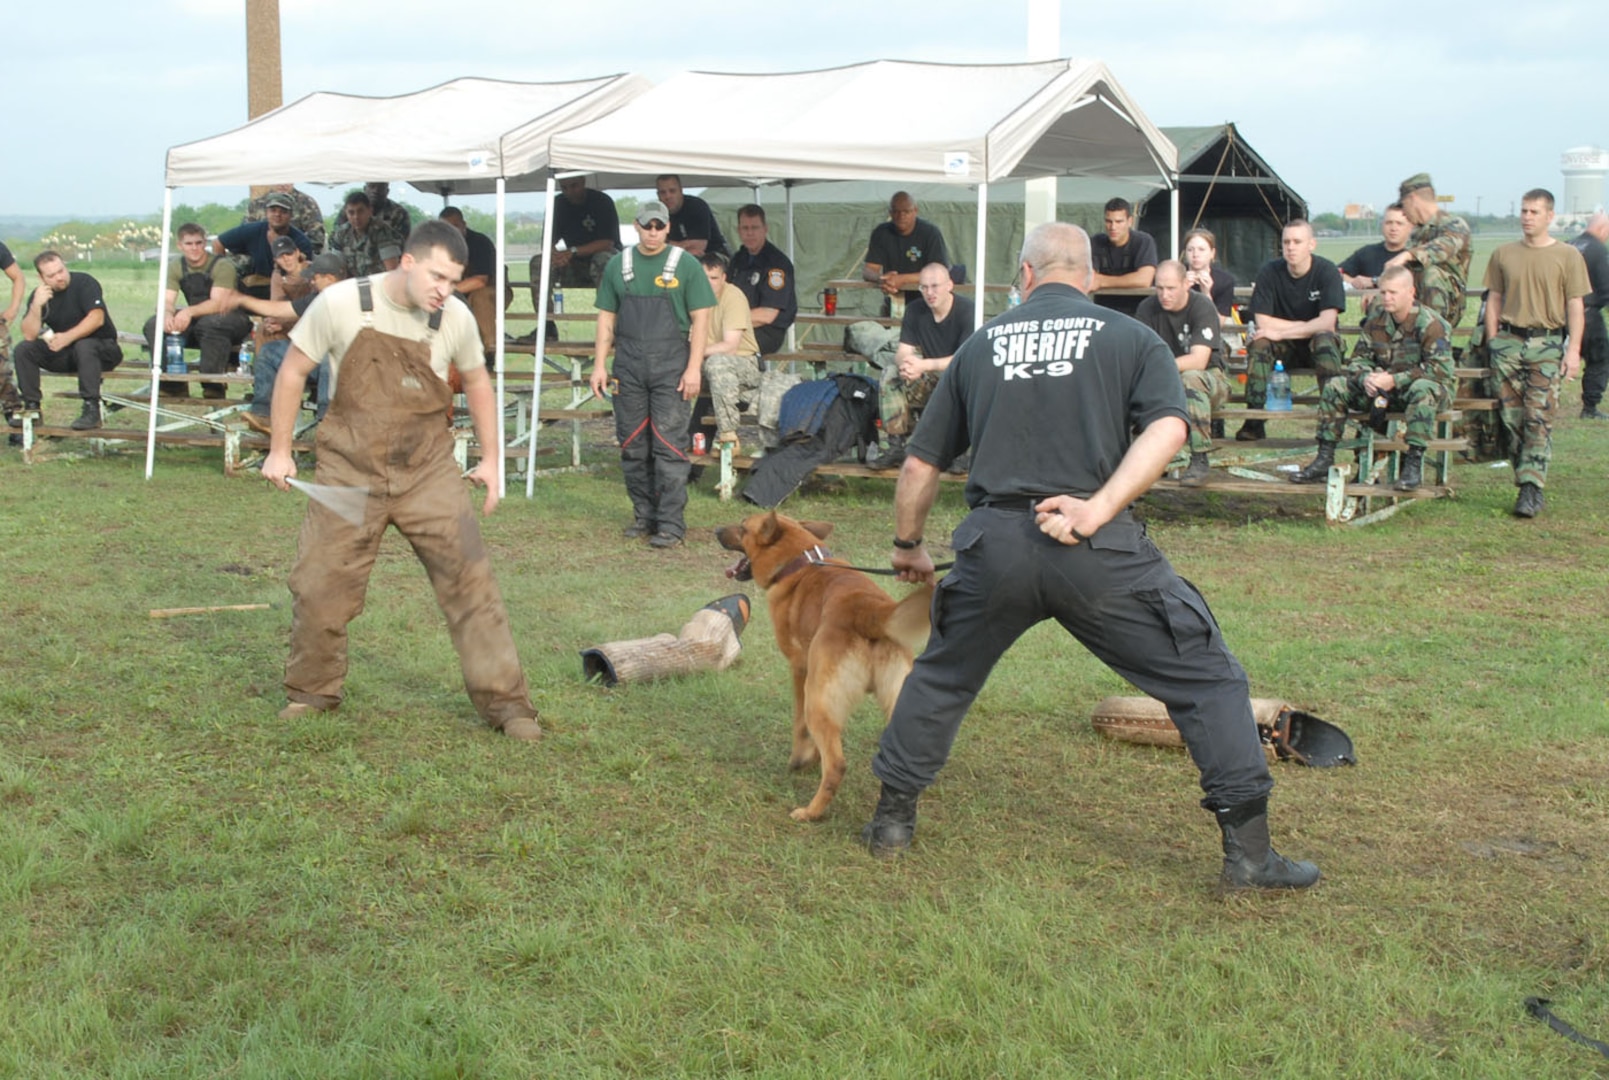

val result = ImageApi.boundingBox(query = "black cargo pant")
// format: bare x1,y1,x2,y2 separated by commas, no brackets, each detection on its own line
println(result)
872,506,1273,811
13,337,124,404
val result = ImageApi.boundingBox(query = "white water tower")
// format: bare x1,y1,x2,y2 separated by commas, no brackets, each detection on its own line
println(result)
1561,146,1609,215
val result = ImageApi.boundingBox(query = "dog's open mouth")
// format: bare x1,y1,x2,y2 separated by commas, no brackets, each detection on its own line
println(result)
726,556,752,581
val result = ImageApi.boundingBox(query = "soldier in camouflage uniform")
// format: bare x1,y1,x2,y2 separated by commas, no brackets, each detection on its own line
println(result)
364,183,413,241
1291,266,1454,490
1,240,25,426
246,184,327,253
328,191,403,279
1483,189,1590,518
1391,173,1472,328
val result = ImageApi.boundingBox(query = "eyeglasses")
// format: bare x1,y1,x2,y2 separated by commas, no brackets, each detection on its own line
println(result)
640,220,668,231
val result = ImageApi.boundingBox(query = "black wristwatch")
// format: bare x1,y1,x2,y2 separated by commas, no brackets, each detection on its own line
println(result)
892,536,923,550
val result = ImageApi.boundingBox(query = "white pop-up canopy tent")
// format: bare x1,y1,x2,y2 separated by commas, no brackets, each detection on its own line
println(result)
151,73,651,484
526,58,1178,490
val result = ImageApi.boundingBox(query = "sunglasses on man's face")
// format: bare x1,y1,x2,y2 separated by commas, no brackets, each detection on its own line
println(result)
640,220,668,231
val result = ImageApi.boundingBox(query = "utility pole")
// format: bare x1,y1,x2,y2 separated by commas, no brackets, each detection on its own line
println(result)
245,0,283,198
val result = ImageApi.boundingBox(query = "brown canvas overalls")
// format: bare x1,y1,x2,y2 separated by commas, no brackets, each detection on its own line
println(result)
283,280,535,730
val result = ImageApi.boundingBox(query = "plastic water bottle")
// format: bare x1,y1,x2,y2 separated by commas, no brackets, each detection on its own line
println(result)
1267,360,1292,412
1007,285,1022,308
551,283,564,315
164,333,186,375
237,338,254,374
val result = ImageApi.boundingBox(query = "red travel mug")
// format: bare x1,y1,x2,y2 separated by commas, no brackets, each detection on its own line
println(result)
823,287,837,316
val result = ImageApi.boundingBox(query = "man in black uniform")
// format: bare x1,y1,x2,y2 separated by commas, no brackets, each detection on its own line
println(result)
1570,211,1609,420
14,251,125,431
1238,219,1345,440
862,222,1320,892
656,174,730,258
863,191,950,314
730,204,797,356
1089,197,1159,315
1339,203,1412,293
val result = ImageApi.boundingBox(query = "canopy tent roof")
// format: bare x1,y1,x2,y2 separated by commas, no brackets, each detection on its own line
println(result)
162,74,650,191
548,58,1177,190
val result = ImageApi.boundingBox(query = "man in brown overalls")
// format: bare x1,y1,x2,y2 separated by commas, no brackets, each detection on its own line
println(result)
261,220,541,741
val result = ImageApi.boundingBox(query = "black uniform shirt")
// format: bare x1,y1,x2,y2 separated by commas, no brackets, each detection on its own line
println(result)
1090,230,1160,314
909,282,1187,505
1134,291,1225,371
553,188,620,252
1338,241,1405,282
865,219,949,279
899,294,977,360
1569,232,1609,311
1249,256,1345,323
462,228,498,281
668,195,730,258
39,272,119,340
730,240,798,331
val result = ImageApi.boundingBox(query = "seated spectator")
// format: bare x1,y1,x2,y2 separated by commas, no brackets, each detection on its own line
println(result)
364,182,413,240
246,183,327,253
13,251,124,431
214,193,313,299
1389,173,1472,327
862,191,949,314
1290,265,1454,491
223,252,348,435
539,174,620,293
1090,197,1159,315
440,206,504,364
730,204,797,356
329,191,403,279
657,174,729,258
874,262,974,468
1,239,25,427
697,253,762,449
1238,219,1345,440
1339,203,1412,308
1181,227,1237,320
143,222,254,400
1135,260,1230,486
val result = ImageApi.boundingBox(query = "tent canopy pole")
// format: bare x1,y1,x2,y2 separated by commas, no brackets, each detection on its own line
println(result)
144,189,175,479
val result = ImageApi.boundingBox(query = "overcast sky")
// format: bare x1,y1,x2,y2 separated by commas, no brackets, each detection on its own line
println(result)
13,0,1606,221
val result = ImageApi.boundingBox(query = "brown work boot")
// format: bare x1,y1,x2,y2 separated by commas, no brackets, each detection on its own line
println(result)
278,702,325,721
241,411,273,435
502,716,543,742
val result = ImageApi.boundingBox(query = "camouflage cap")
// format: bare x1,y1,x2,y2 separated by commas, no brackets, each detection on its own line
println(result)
263,192,294,210
1399,173,1434,198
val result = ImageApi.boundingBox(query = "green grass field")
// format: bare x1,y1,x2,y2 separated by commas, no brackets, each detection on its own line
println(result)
4,303,1608,1076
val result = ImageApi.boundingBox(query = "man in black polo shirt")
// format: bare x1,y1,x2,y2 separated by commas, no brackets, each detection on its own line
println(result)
657,174,729,258
730,204,797,356
875,262,975,468
1238,219,1346,440
1089,197,1159,315
14,251,124,431
1339,203,1412,294
1136,260,1230,486
1570,211,1609,420
863,191,949,314
440,206,503,364
861,222,1318,892
544,175,621,293
0,240,25,425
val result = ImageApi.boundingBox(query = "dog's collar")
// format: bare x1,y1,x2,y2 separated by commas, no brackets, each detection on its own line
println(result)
766,545,832,587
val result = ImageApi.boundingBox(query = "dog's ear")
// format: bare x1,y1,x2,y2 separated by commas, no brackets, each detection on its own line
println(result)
800,520,834,541
756,512,781,544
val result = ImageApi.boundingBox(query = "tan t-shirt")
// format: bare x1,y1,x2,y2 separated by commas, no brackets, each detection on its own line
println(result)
706,283,759,356
288,275,483,397
1483,240,1590,330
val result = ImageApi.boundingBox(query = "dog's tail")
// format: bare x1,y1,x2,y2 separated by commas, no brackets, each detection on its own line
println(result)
883,584,934,656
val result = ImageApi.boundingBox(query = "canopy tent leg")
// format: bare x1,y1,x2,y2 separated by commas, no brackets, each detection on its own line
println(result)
1170,185,1180,260
526,173,559,498
784,181,797,355
145,189,175,480
973,181,988,330
495,177,507,496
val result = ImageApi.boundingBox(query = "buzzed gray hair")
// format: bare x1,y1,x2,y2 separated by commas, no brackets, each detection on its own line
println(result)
1018,221,1090,279
1155,258,1187,283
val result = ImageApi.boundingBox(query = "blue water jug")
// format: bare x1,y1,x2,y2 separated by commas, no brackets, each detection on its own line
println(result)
164,333,186,375
1267,360,1292,411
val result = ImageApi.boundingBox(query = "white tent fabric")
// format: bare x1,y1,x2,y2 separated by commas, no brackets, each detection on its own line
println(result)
548,59,1176,189
151,74,651,486
164,74,651,190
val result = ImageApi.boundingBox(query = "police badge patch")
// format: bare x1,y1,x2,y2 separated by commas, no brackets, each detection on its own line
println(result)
767,269,786,290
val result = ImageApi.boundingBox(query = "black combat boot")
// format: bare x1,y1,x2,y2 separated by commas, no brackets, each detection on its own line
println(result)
861,782,920,858
1288,441,1335,484
1179,452,1211,487
70,399,102,431
1581,405,1608,420
876,435,907,470
1393,447,1424,491
1215,798,1320,891
1513,482,1544,518
8,400,40,429
1235,419,1266,441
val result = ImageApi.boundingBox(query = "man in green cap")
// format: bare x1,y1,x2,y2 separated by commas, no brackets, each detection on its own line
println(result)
1387,173,1472,328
